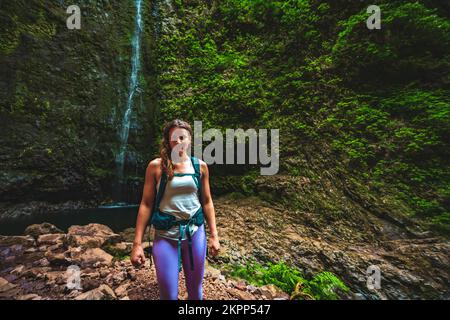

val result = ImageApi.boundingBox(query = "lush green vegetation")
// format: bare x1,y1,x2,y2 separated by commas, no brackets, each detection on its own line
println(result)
225,260,349,300
155,0,449,235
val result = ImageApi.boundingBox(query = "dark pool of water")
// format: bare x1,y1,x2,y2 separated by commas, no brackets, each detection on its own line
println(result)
0,204,140,236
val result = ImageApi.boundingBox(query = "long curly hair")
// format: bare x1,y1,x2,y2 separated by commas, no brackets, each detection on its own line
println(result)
159,119,193,180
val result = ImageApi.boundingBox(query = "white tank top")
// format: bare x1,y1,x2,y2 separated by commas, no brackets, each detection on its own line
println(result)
154,160,202,240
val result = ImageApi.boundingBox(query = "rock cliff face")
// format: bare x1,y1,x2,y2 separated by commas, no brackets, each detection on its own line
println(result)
0,0,159,209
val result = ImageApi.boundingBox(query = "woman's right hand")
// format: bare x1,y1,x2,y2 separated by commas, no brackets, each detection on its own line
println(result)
130,243,146,267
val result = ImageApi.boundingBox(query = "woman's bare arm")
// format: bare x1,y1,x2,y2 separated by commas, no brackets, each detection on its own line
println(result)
200,160,220,255
133,159,158,246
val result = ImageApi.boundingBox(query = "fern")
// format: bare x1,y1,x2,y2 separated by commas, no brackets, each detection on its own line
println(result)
228,261,349,300
302,271,350,300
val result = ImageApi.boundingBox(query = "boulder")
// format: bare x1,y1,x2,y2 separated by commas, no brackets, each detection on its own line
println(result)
25,223,63,239
67,224,121,248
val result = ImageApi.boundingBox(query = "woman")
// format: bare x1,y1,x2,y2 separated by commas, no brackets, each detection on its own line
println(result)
130,119,220,300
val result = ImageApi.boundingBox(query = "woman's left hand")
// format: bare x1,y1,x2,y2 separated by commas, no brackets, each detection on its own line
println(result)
208,236,221,257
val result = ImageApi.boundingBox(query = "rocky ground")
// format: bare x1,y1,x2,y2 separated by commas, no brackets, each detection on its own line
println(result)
212,195,450,299
0,195,449,300
0,221,288,300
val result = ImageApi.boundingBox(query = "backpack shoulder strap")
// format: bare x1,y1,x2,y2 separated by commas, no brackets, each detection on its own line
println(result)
191,156,201,177
190,156,203,206
153,170,167,212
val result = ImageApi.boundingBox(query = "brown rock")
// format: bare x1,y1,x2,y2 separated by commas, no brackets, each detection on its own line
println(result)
72,248,113,267
99,269,110,278
74,284,117,300
4,256,16,263
10,265,25,276
0,287,20,299
0,277,17,293
119,227,152,243
83,271,100,279
47,243,63,251
259,284,290,300
17,294,42,300
225,287,255,300
45,251,71,266
66,246,82,260
82,278,102,292
104,242,133,256
45,271,66,285
37,233,65,246
66,289,82,299
9,244,24,253
0,277,20,299
67,224,121,248
234,280,247,291
25,223,63,239
33,258,50,267
114,282,130,297
24,267,52,279
24,247,37,253
112,271,127,285
127,269,137,281
0,235,35,247
205,264,222,279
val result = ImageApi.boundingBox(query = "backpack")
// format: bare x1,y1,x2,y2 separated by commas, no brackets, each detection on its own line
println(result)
149,156,205,272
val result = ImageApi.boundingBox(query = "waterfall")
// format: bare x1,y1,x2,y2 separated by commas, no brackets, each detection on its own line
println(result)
114,0,144,203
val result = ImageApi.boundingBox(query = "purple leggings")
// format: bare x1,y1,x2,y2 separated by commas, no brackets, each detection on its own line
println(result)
152,224,207,300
